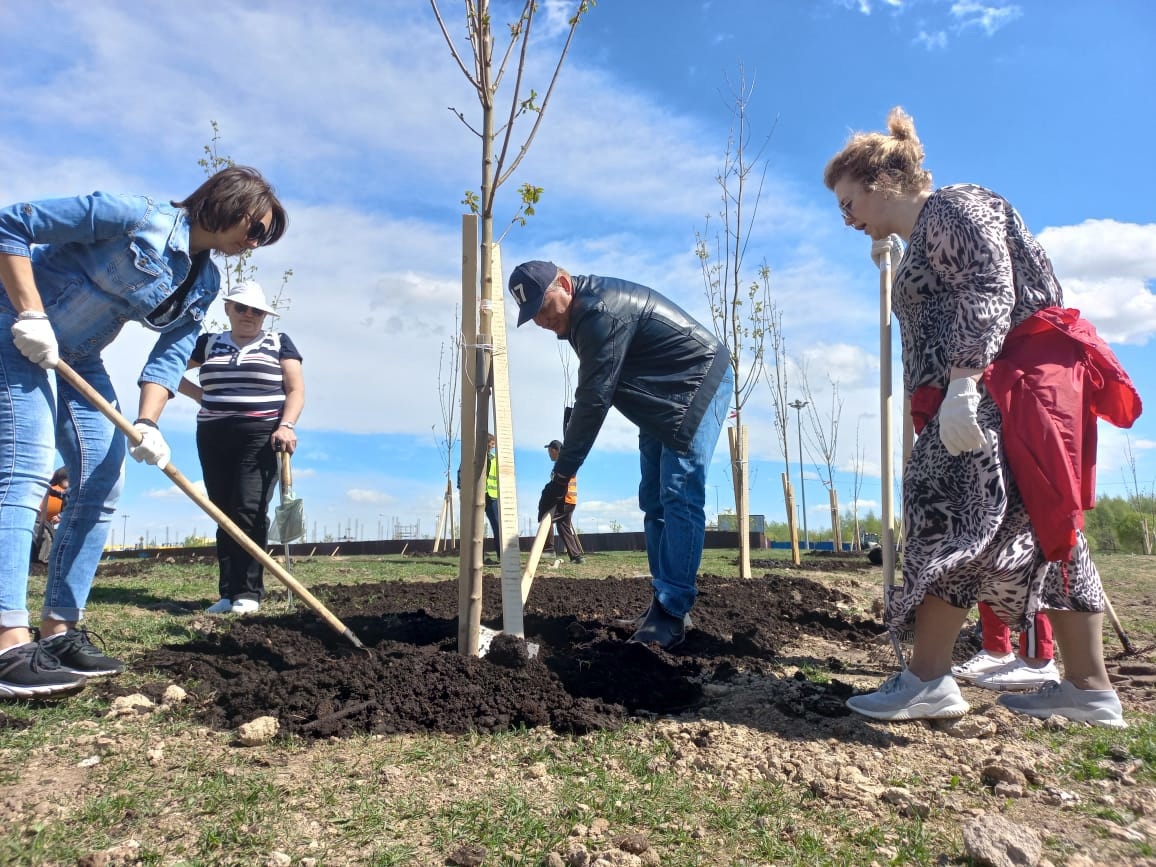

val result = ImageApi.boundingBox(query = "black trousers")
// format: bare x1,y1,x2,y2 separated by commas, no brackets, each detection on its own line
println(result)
485,495,501,555
197,417,279,601
552,502,584,558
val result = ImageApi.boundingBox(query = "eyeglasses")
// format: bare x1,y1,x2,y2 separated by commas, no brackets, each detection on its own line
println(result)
230,303,265,316
838,198,854,221
245,215,270,245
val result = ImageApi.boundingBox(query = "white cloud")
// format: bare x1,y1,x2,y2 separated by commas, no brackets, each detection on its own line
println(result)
1037,220,1156,346
914,30,948,50
950,1,1022,36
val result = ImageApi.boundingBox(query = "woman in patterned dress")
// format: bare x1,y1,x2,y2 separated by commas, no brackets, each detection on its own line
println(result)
822,107,1126,727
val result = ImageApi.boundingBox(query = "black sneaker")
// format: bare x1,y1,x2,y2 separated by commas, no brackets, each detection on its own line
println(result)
570,555,586,564
40,628,126,677
0,642,87,699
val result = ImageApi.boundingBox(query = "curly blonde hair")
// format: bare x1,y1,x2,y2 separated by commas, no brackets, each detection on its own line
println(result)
823,107,933,197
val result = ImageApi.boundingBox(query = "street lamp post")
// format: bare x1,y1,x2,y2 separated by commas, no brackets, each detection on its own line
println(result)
121,514,130,550
788,399,809,550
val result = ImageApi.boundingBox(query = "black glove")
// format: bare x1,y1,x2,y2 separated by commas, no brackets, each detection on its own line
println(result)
538,474,569,521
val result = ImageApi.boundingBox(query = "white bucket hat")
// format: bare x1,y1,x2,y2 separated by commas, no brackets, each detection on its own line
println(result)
223,280,277,316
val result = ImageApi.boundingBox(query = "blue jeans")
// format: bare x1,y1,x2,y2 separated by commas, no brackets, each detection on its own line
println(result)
638,366,733,618
0,324,123,627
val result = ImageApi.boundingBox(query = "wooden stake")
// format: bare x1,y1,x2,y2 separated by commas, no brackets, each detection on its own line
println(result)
457,214,481,655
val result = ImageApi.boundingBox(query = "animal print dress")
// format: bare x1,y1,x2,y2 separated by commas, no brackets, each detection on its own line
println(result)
888,183,1106,633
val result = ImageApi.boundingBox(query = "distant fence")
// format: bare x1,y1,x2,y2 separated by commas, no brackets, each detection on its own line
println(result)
104,530,784,560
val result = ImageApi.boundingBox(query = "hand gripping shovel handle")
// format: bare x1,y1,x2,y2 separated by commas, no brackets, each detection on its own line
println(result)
280,450,293,493
55,360,366,651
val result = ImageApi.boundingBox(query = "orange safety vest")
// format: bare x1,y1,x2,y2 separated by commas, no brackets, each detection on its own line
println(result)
565,476,577,506
43,485,66,523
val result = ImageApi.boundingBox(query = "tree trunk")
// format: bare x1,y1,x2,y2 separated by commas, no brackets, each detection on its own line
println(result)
729,424,751,578
828,488,841,552
783,472,800,566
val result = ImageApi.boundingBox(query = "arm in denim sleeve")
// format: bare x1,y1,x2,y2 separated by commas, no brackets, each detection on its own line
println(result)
139,321,202,397
0,193,151,257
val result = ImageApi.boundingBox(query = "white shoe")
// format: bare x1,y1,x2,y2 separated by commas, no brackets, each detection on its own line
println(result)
951,649,1015,682
205,598,233,614
847,670,970,721
230,599,260,615
975,658,1061,692
998,680,1126,728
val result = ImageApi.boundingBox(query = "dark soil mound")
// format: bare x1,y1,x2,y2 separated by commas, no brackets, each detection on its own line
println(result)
115,573,884,738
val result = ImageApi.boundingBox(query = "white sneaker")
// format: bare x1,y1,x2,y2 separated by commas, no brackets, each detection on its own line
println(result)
847,670,970,721
230,599,260,615
205,598,233,614
998,680,1126,728
975,658,1061,692
951,649,1015,682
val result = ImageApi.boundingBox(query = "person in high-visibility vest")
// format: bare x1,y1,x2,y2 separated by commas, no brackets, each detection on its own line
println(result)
545,440,584,563
484,435,501,562
32,467,69,564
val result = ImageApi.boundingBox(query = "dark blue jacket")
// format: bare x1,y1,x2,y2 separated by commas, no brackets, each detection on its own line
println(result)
552,275,730,477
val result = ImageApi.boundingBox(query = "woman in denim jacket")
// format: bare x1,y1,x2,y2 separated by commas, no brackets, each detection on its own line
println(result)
0,166,287,698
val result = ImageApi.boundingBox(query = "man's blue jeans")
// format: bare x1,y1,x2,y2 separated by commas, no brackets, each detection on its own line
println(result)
638,366,733,618
0,324,123,627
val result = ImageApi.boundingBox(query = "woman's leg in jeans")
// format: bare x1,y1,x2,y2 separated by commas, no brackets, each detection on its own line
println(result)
0,336,55,648
41,357,123,636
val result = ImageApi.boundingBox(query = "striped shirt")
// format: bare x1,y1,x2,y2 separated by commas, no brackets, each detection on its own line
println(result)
190,330,302,422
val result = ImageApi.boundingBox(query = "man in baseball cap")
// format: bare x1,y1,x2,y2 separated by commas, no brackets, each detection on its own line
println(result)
507,260,734,650
508,260,559,327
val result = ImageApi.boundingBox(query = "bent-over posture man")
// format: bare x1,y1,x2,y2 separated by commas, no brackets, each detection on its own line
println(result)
509,261,733,650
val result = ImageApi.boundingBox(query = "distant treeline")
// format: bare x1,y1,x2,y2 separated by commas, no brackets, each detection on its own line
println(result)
746,495,1154,555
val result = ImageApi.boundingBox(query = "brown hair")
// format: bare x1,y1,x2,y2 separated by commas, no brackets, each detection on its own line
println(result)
171,166,287,246
823,107,933,197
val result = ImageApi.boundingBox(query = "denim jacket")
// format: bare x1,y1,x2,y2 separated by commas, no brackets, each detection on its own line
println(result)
0,191,220,395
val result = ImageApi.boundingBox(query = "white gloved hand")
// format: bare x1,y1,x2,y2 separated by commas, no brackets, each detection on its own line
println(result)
938,377,986,456
129,423,171,470
871,234,904,270
11,316,59,368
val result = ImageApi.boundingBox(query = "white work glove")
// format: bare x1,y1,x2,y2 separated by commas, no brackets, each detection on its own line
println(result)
938,377,986,456
129,423,171,470
871,234,904,270
11,315,59,369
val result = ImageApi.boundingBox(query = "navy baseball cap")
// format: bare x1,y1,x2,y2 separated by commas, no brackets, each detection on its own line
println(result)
544,439,563,450
508,260,559,326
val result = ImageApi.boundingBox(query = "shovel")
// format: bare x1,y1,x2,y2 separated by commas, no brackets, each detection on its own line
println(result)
477,514,552,658
270,452,305,569
54,360,366,652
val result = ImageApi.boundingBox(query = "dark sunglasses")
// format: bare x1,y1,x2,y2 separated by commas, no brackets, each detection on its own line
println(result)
245,216,270,245
839,198,854,221
231,303,265,316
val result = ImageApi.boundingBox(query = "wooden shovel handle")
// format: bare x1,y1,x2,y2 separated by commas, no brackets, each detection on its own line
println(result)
54,360,364,651
280,451,293,491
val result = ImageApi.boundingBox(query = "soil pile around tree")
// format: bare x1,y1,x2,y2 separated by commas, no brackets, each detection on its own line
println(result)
112,568,887,738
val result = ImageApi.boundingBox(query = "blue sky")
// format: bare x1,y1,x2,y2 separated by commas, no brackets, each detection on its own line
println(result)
2,0,1153,546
